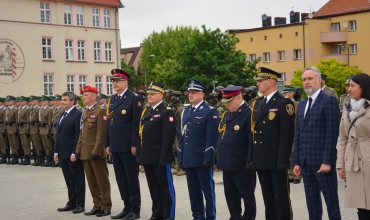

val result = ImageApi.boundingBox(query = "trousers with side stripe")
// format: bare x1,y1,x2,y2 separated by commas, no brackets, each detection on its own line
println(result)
144,163,175,219
257,170,292,220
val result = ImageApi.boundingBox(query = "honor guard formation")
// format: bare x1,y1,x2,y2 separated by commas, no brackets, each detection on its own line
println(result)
1,67,370,220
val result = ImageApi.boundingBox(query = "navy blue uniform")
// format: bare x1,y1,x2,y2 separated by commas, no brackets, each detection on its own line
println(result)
217,102,256,220
178,101,219,220
105,89,143,215
136,102,177,220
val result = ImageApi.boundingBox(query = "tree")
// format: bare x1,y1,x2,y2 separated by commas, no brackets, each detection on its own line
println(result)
121,60,141,91
290,59,362,96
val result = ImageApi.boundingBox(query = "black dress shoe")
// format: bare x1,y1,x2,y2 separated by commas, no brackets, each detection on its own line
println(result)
148,217,158,220
293,179,301,184
57,205,75,212
72,207,85,214
111,210,129,219
288,179,294,183
84,209,101,215
96,210,111,217
125,212,140,220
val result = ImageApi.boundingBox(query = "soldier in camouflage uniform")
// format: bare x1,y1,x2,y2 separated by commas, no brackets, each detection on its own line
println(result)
339,79,351,114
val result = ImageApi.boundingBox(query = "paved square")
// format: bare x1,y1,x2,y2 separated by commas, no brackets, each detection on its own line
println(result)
0,164,357,219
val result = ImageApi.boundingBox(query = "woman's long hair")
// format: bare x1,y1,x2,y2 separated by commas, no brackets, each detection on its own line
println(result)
351,73,370,100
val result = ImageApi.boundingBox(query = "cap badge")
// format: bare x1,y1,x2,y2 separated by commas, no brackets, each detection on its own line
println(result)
121,109,126,115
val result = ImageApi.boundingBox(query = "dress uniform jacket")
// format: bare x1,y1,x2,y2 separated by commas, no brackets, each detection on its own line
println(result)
17,106,30,135
217,102,251,171
0,105,7,153
29,106,40,135
178,101,219,167
337,100,370,209
105,89,143,151
5,107,18,135
137,103,177,164
51,107,63,137
322,86,338,101
248,92,295,170
76,105,107,159
39,107,52,136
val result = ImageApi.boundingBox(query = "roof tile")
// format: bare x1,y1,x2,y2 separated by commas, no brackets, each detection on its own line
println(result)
314,0,370,17
72,0,123,8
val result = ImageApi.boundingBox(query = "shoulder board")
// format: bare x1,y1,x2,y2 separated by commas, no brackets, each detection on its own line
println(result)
166,107,171,110
183,104,191,108
133,92,138,96
209,106,214,109
328,87,334,91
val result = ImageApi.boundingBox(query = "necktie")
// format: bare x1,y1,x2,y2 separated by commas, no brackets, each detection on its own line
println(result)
305,97,313,120
59,111,68,124
191,107,196,114
261,97,267,110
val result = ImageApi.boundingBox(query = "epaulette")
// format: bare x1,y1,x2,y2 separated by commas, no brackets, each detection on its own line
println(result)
328,87,334,91
133,92,138,96
166,107,171,110
209,106,214,109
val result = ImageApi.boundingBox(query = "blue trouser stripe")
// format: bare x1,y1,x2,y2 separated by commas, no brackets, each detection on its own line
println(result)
166,163,176,219
209,168,216,219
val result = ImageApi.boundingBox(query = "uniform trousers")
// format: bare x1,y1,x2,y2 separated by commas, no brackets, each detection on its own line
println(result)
112,152,141,214
20,134,31,156
223,170,256,220
257,170,292,220
60,158,85,208
144,163,175,219
0,132,7,154
40,135,51,155
30,134,42,152
7,133,18,155
186,167,216,220
83,159,112,210
301,162,341,220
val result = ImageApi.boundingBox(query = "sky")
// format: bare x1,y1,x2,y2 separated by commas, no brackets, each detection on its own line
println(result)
118,0,329,48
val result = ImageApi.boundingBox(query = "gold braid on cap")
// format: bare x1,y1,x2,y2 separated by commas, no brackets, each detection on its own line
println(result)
106,98,113,118
258,73,279,80
149,84,165,94
139,108,148,146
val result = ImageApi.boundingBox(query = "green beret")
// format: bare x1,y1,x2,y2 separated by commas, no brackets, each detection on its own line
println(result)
321,74,327,80
40,95,50,101
99,93,108,99
49,96,55,101
6,95,16,101
19,96,29,101
0,97,5,102
55,95,62,100
283,87,295,92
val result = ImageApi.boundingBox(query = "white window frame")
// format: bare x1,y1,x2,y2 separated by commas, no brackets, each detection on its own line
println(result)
280,73,286,81
249,54,256,62
42,38,52,60
331,23,340,31
94,42,101,61
332,45,341,54
40,2,51,23
44,74,54,95
95,76,102,93
106,76,113,95
77,41,85,61
350,44,357,54
76,6,84,26
105,42,112,62
79,76,86,89
65,40,73,60
263,52,270,62
67,76,74,92
278,51,285,61
349,20,357,31
64,5,72,25
294,49,302,60
104,9,111,28
92,8,99,27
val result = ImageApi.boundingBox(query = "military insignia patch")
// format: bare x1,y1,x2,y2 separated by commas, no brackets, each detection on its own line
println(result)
169,116,174,122
213,116,218,120
137,101,142,107
286,104,294,115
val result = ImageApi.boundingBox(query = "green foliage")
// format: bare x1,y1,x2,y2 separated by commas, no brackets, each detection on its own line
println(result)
290,59,362,96
140,25,259,92
121,60,141,90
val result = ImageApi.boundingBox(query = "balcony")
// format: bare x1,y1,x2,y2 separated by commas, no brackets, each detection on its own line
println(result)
320,31,348,43
321,54,348,64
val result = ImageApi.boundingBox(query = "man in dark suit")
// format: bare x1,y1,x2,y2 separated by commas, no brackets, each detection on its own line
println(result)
136,82,177,220
105,69,143,220
54,91,85,214
178,79,219,220
293,66,341,220
218,86,256,220
248,67,295,220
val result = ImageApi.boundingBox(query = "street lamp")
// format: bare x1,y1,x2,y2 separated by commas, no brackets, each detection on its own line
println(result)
212,80,218,93
339,43,350,67
144,54,154,90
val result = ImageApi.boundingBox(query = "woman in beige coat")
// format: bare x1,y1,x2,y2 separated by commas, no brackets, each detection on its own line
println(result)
337,73,370,219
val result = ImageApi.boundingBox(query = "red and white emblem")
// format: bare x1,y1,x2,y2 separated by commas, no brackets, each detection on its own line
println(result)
213,116,218,120
103,116,108,121
169,116,174,122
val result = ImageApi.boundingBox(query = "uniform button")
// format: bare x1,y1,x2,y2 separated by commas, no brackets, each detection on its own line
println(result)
254,131,257,133
188,122,190,124
254,141,257,144
260,131,262,134
186,136,188,138
186,143,188,145
358,158,361,161
263,121,265,124
346,159,347,161
260,141,262,144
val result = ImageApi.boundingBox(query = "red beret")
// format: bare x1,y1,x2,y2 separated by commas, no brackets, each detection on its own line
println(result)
80,86,99,94
111,68,130,81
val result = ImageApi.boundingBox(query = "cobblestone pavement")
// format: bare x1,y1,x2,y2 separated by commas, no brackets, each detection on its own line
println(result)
0,164,356,220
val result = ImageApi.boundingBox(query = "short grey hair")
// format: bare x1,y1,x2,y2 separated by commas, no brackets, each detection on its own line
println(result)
302,66,321,79
62,91,77,104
